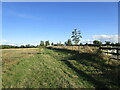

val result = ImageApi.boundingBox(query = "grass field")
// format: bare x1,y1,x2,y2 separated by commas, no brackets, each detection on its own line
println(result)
2,47,120,88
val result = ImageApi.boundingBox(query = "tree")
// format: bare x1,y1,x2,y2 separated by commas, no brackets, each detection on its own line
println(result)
105,41,111,46
40,41,44,46
26,44,31,48
85,43,88,46
65,39,72,46
71,29,82,45
93,40,102,46
57,41,62,46
67,39,72,46
36,45,40,48
51,42,54,46
115,43,120,46
1,45,18,49
54,44,57,46
64,42,67,46
80,43,83,46
111,42,114,46
45,40,50,46
20,45,25,48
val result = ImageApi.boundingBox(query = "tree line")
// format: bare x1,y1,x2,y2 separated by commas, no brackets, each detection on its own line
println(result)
1,29,120,49
0,44,38,49
39,40,120,47
39,29,120,47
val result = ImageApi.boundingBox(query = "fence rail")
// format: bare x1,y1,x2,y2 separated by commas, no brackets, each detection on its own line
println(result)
51,46,120,60
100,47,120,60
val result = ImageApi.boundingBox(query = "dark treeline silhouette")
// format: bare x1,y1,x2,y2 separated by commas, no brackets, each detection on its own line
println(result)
0,39,120,49
0,45,19,49
1,40,120,49
0,44,38,49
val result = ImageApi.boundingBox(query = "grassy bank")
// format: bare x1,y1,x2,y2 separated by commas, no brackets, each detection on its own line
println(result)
2,47,120,88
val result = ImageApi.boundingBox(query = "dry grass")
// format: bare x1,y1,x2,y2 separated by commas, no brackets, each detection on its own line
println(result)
2,47,95,88
2,48,39,71
51,46,99,53
2,48,37,50
2,47,120,88
50,46,120,65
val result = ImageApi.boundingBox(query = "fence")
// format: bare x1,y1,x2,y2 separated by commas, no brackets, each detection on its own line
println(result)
99,46,120,60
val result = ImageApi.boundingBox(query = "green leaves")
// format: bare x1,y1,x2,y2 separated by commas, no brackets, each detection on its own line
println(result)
71,29,82,45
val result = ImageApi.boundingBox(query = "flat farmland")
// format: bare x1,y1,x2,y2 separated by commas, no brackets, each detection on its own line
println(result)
2,47,120,88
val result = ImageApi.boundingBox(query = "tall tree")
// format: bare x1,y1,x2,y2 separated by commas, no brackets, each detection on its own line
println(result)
71,29,82,45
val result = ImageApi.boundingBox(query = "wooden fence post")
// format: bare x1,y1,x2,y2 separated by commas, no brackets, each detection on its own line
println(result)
78,45,80,53
117,48,119,60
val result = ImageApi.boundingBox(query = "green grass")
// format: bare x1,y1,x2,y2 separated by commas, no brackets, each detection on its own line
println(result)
2,47,120,88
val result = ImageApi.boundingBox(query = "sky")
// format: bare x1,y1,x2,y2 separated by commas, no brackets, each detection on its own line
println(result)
2,2,118,46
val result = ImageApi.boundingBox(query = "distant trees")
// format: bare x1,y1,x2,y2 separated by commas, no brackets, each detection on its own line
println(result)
0,44,36,49
40,40,50,46
2,28,120,49
51,42,54,46
20,45,25,48
0,45,19,49
105,41,111,46
85,43,88,46
111,43,114,46
57,41,64,46
65,39,72,46
26,44,31,48
21,44,36,48
71,29,82,45
115,43,120,46
45,40,50,46
80,43,83,46
93,40,102,46
57,41,61,46
1,41,120,49
40,41,44,46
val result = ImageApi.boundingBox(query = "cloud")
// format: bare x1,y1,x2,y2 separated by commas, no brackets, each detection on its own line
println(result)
0,39,8,44
0,39,40,46
81,35,119,44
9,11,38,20
0,39,18,46
7,43,16,46
33,43,39,46
81,39,93,44
2,40,7,42
16,13,37,19
20,43,39,46
92,35,118,43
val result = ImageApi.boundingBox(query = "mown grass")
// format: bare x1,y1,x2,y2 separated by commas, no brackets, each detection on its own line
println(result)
2,47,120,88
2,48,38,72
